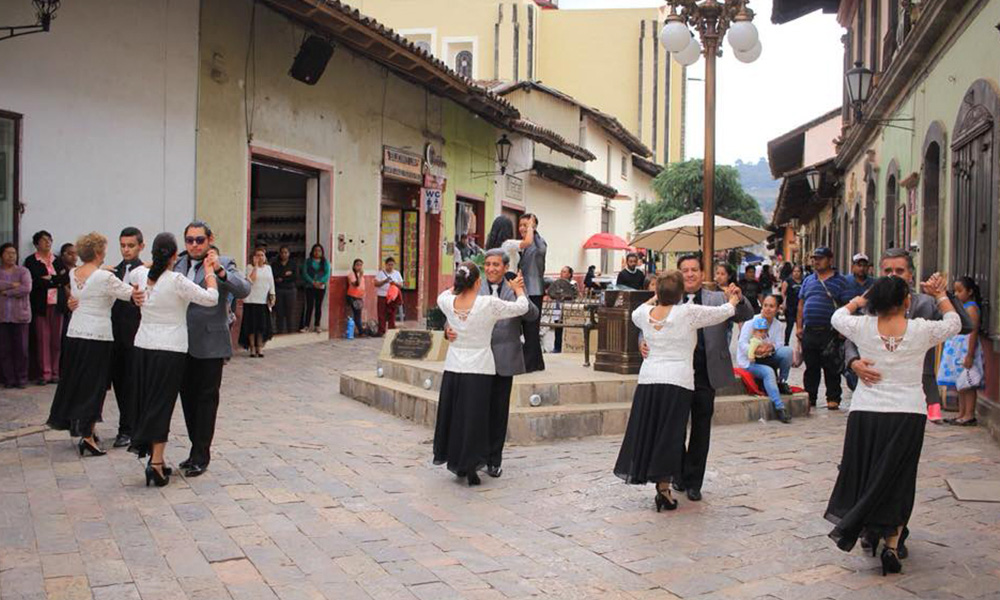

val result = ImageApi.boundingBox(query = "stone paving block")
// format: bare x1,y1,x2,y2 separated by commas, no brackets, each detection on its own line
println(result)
407,581,464,600
42,575,91,600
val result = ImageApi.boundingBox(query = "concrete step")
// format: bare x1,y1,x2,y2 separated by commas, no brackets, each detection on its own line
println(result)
340,370,811,444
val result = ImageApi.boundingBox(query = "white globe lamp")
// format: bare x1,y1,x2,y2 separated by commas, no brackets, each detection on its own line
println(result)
727,19,759,53
659,17,691,53
674,36,702,67
734,41,762,64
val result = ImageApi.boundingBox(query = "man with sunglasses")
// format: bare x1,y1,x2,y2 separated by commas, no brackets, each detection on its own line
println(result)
174,221,250,477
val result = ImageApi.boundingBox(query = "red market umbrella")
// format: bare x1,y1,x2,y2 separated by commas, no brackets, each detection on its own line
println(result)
583,232,632,250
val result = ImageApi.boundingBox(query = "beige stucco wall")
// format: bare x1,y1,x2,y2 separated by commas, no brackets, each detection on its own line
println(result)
803,115,843,167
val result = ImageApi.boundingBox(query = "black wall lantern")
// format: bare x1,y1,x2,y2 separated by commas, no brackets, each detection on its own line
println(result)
2,0,61,42
496,134,512,175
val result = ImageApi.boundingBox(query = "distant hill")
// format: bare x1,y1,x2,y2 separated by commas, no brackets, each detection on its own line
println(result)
733,158,779,221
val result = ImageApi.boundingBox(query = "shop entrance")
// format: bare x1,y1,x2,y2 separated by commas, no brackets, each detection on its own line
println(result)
455,196,486,264
380,179,421,322
0,111,21,249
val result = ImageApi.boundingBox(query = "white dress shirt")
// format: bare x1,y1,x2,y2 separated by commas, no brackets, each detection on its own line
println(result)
245,264,275,305
127,268,220,353
632,302,736,389
832,307,961,415
66,268,134,342
438,290,529,374
736,316,787,369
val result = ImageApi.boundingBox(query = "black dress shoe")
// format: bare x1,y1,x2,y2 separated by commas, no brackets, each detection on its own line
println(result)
686,489,702,502
671,481,686,493
487,465,503,478
113,434,131,448
184,464,207,477
776,408,792,424
179,458,193,470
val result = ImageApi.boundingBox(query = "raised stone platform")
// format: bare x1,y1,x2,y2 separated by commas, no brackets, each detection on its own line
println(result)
340,353,809,444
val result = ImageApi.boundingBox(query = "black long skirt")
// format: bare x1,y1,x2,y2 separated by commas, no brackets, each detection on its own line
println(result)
433,371,493,475
46,337,114,437
128,348,186,458
238,303,273,349
825,410,926,552
614,383,693,485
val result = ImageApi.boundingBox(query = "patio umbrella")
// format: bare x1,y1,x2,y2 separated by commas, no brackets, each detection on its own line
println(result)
582,232,633,251
629,211,769,253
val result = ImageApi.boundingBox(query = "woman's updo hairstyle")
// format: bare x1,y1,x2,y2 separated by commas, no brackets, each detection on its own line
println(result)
75,232,107,263
148,232,178,282
866,275,910,315
957,275,982,305
453,261,480,294
655,270,685,306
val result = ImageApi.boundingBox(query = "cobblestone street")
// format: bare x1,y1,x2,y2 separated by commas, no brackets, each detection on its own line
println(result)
2,337,1000,600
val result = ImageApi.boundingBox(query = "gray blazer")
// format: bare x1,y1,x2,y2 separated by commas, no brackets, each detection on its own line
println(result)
697,288,755,390
520,232,547,297
480,277,539,377
174,253,251,360
844,291,971,378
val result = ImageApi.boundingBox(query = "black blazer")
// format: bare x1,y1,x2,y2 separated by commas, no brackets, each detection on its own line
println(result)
111,258,143,346
23,254,69,316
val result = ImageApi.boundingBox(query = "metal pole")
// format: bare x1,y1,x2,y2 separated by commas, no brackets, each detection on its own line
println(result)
702,34,717,281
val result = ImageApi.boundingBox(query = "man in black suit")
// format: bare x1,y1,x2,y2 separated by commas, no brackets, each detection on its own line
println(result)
110,227,145,448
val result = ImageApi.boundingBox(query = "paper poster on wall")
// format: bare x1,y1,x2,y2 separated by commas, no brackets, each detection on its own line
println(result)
380,209,401,266
402,211,419,290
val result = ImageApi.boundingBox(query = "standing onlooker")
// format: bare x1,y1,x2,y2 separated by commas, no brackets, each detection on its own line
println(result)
271,246,298,334
778,261,793,282
375,257,403,336
739,265,762,312
781,264,804,346
24,230,68,385
57,243,77,339
616,272,741,511
110,227,145,448
796,247,856,410
47,233,134,455
346,259,366,337
759,264,774,295
714,262,734,289
826,275,959,575
616,253,646,289
240,247,275,357
737,295,793,423
551,266,577,354
518,214,547,372
850,253,874,292
485,216,520,272
0,243,31,388
937,276,984,426
300,243,330,333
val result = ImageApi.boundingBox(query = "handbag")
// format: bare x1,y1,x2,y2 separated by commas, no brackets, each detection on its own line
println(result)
956,364,983,391
792,339,804,368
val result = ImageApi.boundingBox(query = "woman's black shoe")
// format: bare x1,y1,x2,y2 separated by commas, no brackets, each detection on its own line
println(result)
145,462,170,487
146,459,172,476
881,547,902,576
654,489,678,512
78,438,106,457
467,472,481,486
487,465,502,478
897,527,909,559
861,531,879,557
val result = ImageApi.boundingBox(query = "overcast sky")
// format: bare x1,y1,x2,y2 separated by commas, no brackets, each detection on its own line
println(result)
560,0,844,164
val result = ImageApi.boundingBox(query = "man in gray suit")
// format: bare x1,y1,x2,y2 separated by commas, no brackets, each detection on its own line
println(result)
518,214,546,372
446,249,539,478
174,221,250,477
644,254,753,501
845,248,970,419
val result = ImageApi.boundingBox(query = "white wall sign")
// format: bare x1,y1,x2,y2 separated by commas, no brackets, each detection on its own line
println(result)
422,188,442,214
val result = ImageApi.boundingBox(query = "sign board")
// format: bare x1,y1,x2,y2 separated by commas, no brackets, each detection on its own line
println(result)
390,330,434,359
422,188,443,214
505,174,523,203
380,209,401,266
383,146,423,184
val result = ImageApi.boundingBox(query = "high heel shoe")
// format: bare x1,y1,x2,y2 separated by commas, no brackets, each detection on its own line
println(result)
147,458,173,477
897,527,909,560
145,462,170,487
78,438,106,457
654,488,678,512
880,547,902,576
467,472,481,486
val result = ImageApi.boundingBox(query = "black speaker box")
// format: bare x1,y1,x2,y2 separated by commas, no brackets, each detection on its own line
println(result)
290,36,334,85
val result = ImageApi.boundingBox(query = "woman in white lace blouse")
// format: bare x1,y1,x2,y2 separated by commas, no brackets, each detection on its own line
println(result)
433,261,528,486
614,271,741,511
826,274,959,576
47,233,134,456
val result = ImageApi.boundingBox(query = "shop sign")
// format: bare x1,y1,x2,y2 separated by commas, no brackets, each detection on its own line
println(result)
422,188,443,215
505,174,524,203
383,146,423,184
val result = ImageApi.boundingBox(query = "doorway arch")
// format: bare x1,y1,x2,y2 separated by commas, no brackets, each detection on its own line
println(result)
921,121,946,279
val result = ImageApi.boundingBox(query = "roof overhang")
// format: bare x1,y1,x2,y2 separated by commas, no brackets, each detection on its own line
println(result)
510,119,595,162
771,0,840,24
631,154,663,178
766,108,841,179
532,160,618,198
771,158,840,227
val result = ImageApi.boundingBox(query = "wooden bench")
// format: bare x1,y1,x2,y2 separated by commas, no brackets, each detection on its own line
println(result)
540,297,600,366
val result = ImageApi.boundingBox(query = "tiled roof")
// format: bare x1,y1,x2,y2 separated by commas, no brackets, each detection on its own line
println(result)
631,154,663,178
510,119,596,162
532,160,618,199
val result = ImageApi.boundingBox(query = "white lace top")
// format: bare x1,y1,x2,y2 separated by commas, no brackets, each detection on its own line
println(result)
832,307,961,415
127,268,219,353
632,302,736,389
65,268,135,342
438,290,529,374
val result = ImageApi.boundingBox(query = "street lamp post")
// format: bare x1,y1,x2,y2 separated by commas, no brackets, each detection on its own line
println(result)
660,1,761,279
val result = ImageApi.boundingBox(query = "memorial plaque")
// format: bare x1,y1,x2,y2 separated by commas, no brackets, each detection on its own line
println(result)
391,330,434,359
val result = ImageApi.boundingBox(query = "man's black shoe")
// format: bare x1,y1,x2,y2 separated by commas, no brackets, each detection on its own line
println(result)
179,458,193,470
113,434,131,448
184,464,207,477
671,482,686,493
776,409,792,424
487,465,503,478
686,489,702,501
778,382,792,395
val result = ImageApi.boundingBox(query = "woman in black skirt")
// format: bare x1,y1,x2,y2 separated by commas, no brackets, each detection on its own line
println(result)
827,274,959,575
127,233,219,486
239,247,274,357
614,271,741,510
47,232,134,455
433,262,528,486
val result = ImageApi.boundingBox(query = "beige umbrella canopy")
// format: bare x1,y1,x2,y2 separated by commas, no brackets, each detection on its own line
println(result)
629,211,769,253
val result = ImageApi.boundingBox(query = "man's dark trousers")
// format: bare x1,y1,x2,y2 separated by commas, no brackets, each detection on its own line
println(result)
801,325,842,405
488,376,514,468
180,357,225,467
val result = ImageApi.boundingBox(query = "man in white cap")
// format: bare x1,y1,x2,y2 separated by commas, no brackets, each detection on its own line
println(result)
850,253,874,293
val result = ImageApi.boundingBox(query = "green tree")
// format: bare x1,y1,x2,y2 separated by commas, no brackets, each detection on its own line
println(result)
634,159,766,232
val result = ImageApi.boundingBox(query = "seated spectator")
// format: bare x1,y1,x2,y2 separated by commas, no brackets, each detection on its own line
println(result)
737,294,793,423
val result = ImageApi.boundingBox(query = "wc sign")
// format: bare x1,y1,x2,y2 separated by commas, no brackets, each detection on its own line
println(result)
422,188,442,214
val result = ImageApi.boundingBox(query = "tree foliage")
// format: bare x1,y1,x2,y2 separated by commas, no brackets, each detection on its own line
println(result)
634,159,766,233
